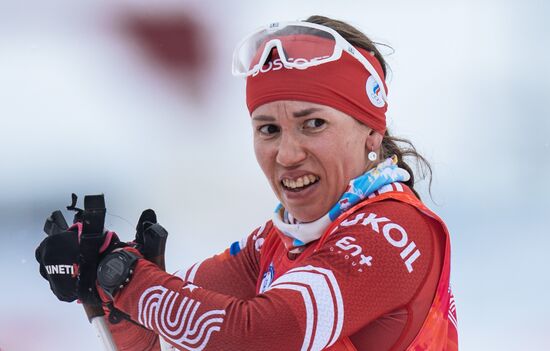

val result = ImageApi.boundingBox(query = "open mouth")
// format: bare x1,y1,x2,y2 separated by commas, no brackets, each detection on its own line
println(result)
281,175,320,192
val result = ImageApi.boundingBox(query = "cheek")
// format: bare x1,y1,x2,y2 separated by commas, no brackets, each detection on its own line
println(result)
326,135,367,177
253,140,274,175
348,139,368,166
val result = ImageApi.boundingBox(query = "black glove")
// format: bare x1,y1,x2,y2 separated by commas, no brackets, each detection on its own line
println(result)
35,229,80,302
36,195,166,304
133,209,168,267
35,221,125,303
134,208,157,253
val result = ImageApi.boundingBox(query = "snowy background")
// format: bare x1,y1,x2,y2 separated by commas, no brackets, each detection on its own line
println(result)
1,0,549,350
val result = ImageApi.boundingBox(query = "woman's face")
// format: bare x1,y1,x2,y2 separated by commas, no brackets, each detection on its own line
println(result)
252,100,375,222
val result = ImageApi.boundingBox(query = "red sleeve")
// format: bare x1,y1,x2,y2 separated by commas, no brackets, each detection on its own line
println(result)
106,223,270,350
110,200,436,351
177,223,269,299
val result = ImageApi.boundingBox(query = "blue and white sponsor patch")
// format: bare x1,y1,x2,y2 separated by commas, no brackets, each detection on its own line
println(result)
259,262,275,293
229,237,248,256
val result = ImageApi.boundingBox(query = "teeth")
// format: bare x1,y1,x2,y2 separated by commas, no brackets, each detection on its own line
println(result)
282,175,319,189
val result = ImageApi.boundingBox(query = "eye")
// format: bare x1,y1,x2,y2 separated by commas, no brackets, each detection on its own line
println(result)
258,124,280,135
303,118,326,130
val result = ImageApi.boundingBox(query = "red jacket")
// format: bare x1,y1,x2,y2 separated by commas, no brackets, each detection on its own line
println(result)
108,184,458,350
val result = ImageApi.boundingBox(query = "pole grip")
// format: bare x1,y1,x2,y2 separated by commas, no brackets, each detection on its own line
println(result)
42,194,118,351
143,223,168,271
81,194,118,351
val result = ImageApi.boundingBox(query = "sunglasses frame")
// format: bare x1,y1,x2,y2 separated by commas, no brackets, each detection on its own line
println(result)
232,21,387,101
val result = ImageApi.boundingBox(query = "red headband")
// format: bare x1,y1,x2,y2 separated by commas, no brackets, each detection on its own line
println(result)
246,35,388,134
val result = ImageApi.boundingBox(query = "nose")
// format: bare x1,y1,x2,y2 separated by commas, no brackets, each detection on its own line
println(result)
276,132,307,167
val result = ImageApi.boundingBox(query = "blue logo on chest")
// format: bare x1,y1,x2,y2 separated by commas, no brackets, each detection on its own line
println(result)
259,262,275,293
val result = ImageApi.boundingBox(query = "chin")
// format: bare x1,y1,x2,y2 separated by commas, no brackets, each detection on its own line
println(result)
287,207,324,223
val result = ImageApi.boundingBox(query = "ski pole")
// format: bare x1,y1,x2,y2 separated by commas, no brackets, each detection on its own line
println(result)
80,195,119,351
44,208,118,351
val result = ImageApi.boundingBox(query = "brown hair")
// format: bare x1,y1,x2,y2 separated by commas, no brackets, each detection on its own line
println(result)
305,15,433,199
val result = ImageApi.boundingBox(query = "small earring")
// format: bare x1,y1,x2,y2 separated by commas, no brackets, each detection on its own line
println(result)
368,151,377,161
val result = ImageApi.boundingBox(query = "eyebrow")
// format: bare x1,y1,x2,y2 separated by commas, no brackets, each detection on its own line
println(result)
252,115,276,122
252,108,322,122
293,107,321,118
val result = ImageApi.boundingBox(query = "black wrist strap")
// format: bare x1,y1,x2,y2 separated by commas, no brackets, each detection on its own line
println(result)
105,302,147,330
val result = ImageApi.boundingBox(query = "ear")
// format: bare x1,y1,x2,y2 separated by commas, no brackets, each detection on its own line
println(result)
365,129,383,152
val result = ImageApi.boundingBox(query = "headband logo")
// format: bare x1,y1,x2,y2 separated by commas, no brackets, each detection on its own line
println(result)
252,55,331,77
365,76,385,108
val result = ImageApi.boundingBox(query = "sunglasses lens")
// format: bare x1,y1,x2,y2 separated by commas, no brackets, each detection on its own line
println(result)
234,25,338,75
